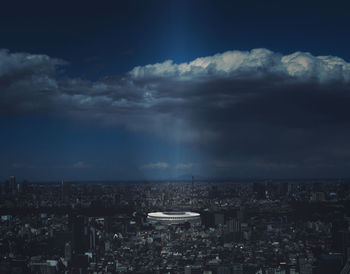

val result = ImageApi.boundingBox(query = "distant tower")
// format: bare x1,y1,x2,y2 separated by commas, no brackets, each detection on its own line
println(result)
9,176,16,195
192,176,194,196
192,176,194,200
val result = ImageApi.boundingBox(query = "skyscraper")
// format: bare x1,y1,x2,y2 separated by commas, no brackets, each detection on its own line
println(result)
72,215,88,255
65,242,72,262
9,176,16,195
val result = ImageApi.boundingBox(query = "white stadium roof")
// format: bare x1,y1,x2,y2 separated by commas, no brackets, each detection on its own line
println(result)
147,211,200,224
148,212,200,218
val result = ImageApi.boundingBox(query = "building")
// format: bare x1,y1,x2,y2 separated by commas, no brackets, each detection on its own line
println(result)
147,212,200,225
65,242,72,262
9,176,16,195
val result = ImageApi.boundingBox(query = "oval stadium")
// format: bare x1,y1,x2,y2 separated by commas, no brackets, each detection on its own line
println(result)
147,211,201,225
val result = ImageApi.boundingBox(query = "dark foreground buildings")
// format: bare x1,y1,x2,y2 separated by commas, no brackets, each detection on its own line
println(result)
1,178,350,273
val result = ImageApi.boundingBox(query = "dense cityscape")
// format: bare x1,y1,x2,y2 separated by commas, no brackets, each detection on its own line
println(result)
1,177,350,273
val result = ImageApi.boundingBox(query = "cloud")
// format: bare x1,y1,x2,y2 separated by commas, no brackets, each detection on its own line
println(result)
140,162,169,170
0,49,66,114
215,161,296,169
2,48,350,176
176,163,194,169
72,161,90,168
129,48,350,82
11,161,90,169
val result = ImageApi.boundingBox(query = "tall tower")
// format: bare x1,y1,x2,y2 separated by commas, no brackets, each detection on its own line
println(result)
192,176,194,201
9,176,16,195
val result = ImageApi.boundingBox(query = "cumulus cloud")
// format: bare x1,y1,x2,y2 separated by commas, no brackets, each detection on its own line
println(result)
140,162,169,170
129,48,350,81
2,48,350,175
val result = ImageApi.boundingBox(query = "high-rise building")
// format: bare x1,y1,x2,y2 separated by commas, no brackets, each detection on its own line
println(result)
334,230,350,258
9,176,16,195
2,180,9,195
311,192,326,202
299,258,313,274
61,181,71,203
253,182,266,200
185,265,191,274
217,266,230,274
72,215,88,255
215,213,225,226
89,227,96,250
22,180,29,193
227,217,241,233
314,254,343,274
232,263,243,274
65,242,72,262
341,259,350,274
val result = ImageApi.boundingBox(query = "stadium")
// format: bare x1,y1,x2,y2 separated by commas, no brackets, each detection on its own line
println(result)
147,211,201,225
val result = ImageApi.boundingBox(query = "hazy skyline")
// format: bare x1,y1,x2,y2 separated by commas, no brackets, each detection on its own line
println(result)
1,0,350,181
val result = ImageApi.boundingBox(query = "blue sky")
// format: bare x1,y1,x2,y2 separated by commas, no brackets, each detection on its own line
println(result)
1,0,350,181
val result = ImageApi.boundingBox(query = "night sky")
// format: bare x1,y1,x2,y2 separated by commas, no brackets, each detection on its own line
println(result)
1,0,350,181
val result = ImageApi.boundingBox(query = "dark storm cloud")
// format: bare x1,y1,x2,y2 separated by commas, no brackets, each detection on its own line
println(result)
0,49,66,113
1,48,350,172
